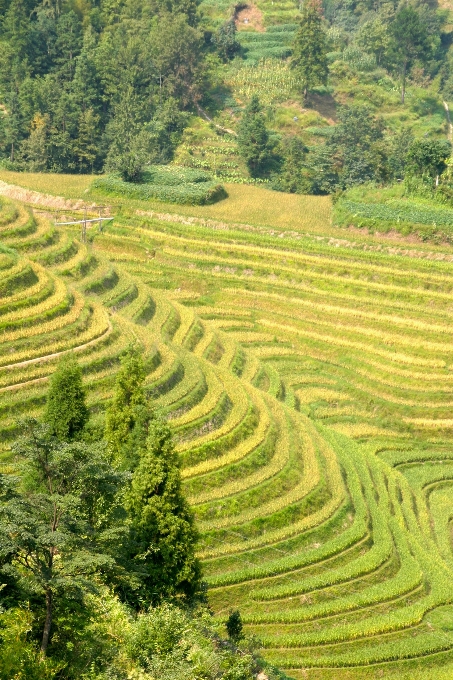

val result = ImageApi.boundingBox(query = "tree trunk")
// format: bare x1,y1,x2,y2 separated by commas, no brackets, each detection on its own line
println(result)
41,588,53,654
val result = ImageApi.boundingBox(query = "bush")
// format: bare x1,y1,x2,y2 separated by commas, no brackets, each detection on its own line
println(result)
92,165,228,205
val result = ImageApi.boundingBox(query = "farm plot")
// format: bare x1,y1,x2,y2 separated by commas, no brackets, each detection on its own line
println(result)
3,193,453,678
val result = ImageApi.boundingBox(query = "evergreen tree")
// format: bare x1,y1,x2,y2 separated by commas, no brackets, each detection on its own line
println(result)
54,11,82,82
326,105,386,188
272,136,308,193
291,0,328,100
19,112,48,171
44,354,89,441
237,95,269,177
105,87,155,182
226,610,244,643
74,108,99,172
387,127,414,180
105,346,149,465
125,417,202,605
388,5,430,104
212,18,240,62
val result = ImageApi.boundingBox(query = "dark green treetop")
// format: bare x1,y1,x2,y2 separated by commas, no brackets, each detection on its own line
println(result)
327,105,387,188
105,346,149,464
226,610,244,643
407,139,451,180
388,4,430,104
291,0,328,100
272,136,308,194
125,417,202,606
44,354,89,441
237,95,269,177
212,18,241,62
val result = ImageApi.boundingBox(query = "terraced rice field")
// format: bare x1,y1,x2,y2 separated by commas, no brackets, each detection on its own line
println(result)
2,191,453,679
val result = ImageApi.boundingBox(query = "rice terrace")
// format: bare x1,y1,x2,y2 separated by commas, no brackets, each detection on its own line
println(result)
2,0,453,676
0,169,453,678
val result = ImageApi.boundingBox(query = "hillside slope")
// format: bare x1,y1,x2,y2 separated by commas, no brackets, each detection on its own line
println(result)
2,186,453,678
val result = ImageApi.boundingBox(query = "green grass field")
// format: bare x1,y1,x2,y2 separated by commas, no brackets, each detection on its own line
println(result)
2,179,453,678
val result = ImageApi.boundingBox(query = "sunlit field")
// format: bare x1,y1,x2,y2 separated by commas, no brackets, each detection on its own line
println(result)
3,181,453,678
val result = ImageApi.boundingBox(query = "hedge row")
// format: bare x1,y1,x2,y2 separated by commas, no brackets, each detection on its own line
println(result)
92,175,228,206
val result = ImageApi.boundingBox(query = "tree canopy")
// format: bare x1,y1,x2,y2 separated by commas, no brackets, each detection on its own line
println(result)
291,0,328,100
44,354,89,441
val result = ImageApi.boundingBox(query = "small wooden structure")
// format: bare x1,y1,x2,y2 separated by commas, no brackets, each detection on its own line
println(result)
54,207,113,243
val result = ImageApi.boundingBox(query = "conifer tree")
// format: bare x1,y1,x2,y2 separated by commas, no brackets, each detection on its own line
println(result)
105,346,149,465
388,5,430,105
44,354,88,441
291,0,328,100
237,95,269,177
125,417,201,605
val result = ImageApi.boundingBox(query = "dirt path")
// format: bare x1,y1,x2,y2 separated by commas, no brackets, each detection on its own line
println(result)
0,180,96,211
195,104,237,136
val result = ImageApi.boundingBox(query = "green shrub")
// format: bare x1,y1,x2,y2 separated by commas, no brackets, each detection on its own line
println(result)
92,166,227,205
340,199,453,229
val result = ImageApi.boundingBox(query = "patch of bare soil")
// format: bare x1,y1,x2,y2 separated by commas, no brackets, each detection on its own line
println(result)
235,4,265,32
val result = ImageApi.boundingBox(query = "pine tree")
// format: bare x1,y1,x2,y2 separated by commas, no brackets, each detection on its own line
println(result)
212,19,240,61
388,5,430,105
291,0,328,100
74,108,99,172
226,610,244,643
44,354,89,441
105,86,155,182
237,95,269,177
20,112,48,171
272,136,308,193
105,346,149,465
125,417,201,605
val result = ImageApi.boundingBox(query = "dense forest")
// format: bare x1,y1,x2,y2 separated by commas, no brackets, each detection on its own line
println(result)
0,0,452,196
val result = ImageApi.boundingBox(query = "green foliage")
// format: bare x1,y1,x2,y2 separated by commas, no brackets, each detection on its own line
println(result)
105,87,158,183
237,95,270,177
339,198,453,229
387,127,414,181
226,610,244,643
271,136,308,193
104,346,147,465
291,0,328,98
0,2,205,172
44,354,89,441
407,139,451,180
0,608,62,680
125,417,202,605
92,171,228,206
212,19,241,61
0,420,126,653
388,5,431,104
121,602,267,680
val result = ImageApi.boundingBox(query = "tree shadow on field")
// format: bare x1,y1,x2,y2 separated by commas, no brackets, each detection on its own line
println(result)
307,93,338,123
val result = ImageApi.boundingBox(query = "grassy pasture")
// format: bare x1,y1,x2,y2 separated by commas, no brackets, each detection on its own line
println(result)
2,182,453,678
